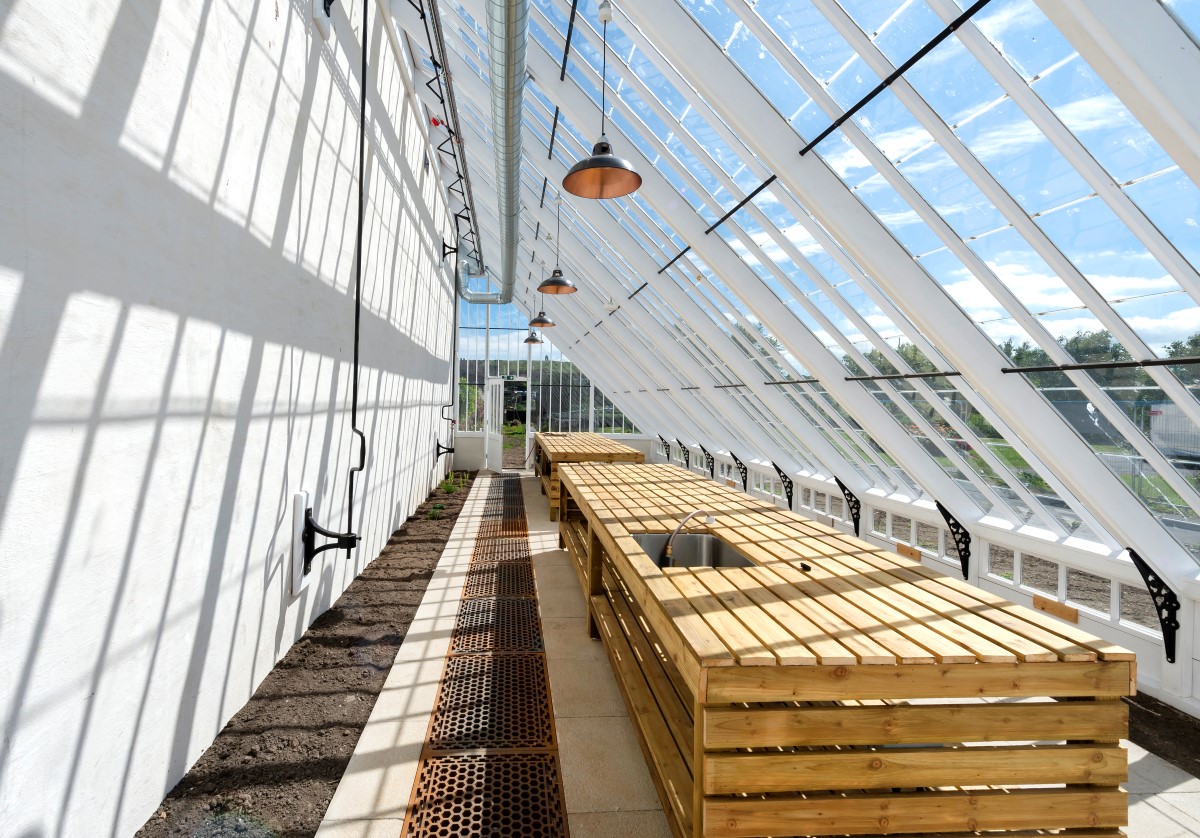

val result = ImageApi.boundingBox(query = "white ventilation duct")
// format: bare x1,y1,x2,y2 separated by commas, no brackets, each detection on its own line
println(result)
457,0,526,304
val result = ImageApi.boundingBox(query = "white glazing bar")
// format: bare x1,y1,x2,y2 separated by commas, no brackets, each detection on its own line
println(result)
502,22,978,510
620,0,1200,584
726,0,1191,539
1035,0,1200,189
807,0,1200,459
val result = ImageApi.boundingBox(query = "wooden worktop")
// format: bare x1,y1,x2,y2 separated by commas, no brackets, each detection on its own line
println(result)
557,462,1133,838
533,431,644,461
559,461,1132,676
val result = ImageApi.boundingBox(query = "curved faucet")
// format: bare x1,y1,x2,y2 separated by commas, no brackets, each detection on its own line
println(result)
661,509,716,568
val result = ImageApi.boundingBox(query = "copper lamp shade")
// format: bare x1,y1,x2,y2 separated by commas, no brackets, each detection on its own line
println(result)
537,268,577,294
562,138,641,199
529,310,555,328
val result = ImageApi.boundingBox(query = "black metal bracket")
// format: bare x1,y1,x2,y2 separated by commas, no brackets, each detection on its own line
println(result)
442,239,458,262
772,462,794,510
698,444,715,480
435,439,455,467
834,477,861,537
675,438,690,470
1128,548,1182,663
658,435,671,459
323,0,335,16
302,508,359,575
935,501,971,580
731,452,748,492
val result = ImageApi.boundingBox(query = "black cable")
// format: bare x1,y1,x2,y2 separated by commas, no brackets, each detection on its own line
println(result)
347,0,368,558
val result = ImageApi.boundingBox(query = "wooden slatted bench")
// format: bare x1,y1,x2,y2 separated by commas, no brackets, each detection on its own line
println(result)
532,432,644,521
557,462,1134,838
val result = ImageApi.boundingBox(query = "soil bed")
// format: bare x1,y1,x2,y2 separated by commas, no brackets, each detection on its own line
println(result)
1126,690,1200,778
136,471,476,838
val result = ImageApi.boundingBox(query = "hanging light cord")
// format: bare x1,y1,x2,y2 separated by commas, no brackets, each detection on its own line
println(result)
555,197,562,265
600,20,607,137
347,0,368,557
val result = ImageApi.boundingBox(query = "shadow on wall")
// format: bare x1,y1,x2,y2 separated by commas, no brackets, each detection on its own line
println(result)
0,0,456,835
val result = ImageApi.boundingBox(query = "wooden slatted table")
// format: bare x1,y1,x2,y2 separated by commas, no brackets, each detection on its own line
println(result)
533,432,644,520
557,462,1134,838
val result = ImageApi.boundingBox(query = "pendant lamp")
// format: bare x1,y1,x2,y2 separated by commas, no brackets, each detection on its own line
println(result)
538,196,577,294
562,1,641,200
524,329,544,345
529,306,555,328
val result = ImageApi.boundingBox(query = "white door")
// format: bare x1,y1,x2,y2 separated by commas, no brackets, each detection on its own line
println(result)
485,378,504,470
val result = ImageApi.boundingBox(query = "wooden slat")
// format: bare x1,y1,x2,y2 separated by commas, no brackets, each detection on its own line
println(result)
703,744,1127,794
705,660,1136,703
689,568,817,665
592,595,692,838
744,565,897,664
814,552,1020,664
667,572,777,665
702,788,1128,838
602,566,695,764
703,700,1129,748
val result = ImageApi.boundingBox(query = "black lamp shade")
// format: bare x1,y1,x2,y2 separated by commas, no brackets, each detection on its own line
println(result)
537,268,577,294
562,139,642,199
529,310,555,328
524,330,544,345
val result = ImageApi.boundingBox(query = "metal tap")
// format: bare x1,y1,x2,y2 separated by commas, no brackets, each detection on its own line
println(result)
662,509,716,567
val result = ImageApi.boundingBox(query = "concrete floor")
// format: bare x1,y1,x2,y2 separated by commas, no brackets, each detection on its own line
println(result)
317,470,1200,838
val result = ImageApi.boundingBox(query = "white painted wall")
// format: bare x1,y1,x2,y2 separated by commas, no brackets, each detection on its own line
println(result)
0,1,458,835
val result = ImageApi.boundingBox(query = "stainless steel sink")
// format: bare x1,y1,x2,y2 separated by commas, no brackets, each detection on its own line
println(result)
632,533,756,569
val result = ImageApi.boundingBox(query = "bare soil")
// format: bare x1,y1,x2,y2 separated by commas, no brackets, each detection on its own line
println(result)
135,472,475,838
1127,691,1200,778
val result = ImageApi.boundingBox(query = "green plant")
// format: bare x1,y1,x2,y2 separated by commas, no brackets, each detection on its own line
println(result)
432,502,445,510
426,508,444,520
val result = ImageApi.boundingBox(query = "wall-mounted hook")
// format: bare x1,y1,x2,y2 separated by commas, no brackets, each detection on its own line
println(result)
302,508,359,576
435,439,455,468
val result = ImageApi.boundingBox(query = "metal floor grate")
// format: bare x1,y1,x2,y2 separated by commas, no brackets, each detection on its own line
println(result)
428,654,553,750
452,598,543,653
402,754,567,838
464,562,536,599
406,476,568,837
472,535,532,562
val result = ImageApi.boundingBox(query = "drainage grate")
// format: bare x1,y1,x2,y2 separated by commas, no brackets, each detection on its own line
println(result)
428,654,553,750
452,598,543,653
472,536,532,562
464,562,536,599
403,754,567,838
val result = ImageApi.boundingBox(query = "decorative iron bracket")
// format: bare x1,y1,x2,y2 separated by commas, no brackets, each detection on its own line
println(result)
302,508,359,575
935,501,971,580
730,452,748,492
323,0,336,16
442,239,458,262
675,439,690,470
1128,548,1182,663
772,462,794,510
834,477,861,537
697,444,715,480
435,439,455,467
658,434,671,460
